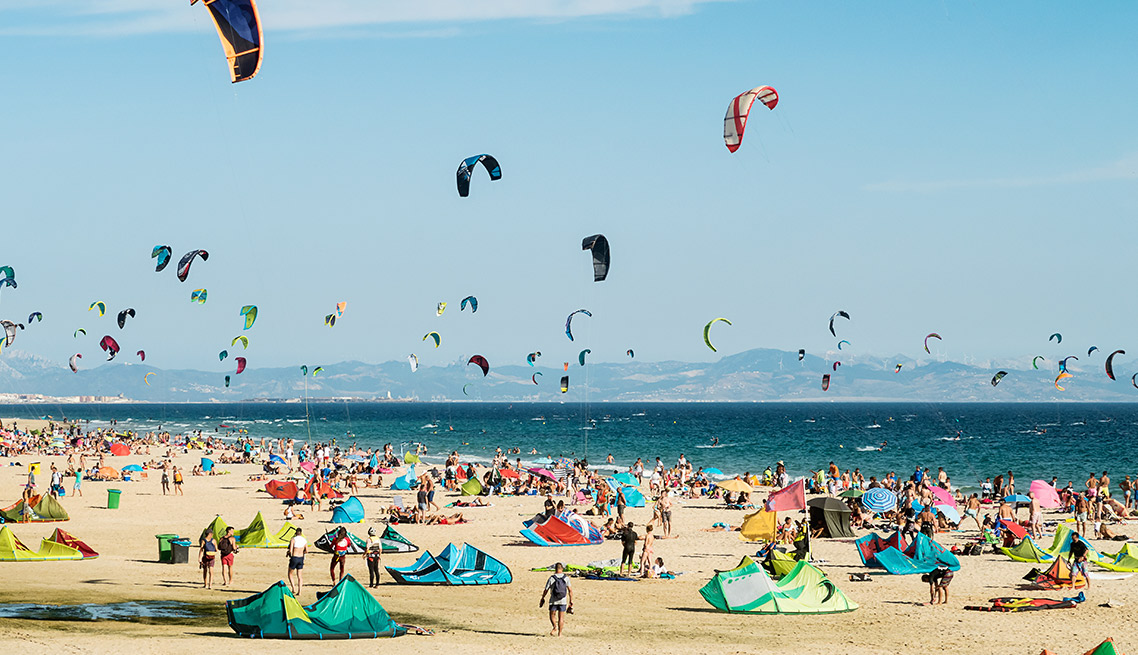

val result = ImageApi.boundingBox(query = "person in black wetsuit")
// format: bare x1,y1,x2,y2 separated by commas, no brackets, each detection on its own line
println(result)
619,522,638,577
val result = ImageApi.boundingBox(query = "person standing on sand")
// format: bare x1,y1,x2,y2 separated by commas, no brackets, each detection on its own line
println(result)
287,528,307,595
619,522,638,577
365,527,383,588
639,525,656,578
219,527,238,586
1068,532,1091,590
330,527,350,585
1074,493,1090,536
962,494,982,530
539,562,573,637
72,468,82,497
161,465,170,495
1028,493,1042,538
173,466,184,496
199,529,217,590
659,490,673,537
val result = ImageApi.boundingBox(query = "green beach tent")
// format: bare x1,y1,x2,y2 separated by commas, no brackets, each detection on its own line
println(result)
460,477,483,496
700,556,857,614
226,574,405,639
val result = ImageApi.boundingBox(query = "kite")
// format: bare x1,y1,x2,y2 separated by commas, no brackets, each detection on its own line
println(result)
408,354,418,372
437,302,446,316
300,366,308,376
924,333,942,354
1105,350,1125,381
152,245,172,272
456,154,501,197
563,362,569,371
1032,356,1045,370
335,301,346,316
703,317,732,352
467,355,489,377
578,349,591,367
462,383,472,396
1133,373,1138,390
0,266,14,282
565,309,592,341
423,332,441,348
225,375,231,388
1049,333,1062,344
837,340,850,350
1055,371,1072,391
894,364,903,373
627,349,634,358
723,86,778,153
99,335,120,361
116,308,135,330
190,0,263,83
798,349,805,361
991,371,1007,387
240,305,257,330
89,301,106,316
27,312,41,324
235,357,247,374
136,350,145,362
325,301,347,326
460,296,478,313
324,314,337,327
560,375,569,393
144,372,156,386
532,372,543,385
191,289,208,304
176,250,208,282
231,335,249,349
74,329,86,338
527,351,541,367
833,362,841,371
219,350,228,361
69,353,81,373
312,367,323,376
1088,346,1099,357
581,234,610,282
821,374,831,391
0,321,20,348
0,278,14,291
828,311,850,337
1059,356,1078,373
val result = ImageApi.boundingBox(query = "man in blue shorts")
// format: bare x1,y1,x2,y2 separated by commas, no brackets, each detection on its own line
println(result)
287,528,307,595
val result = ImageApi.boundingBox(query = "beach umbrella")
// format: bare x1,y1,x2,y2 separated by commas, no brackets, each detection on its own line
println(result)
343,454,366,463
121,464,143,472
269,454,286,466
861,487,897,513
1029,480,1062,508
716,479,753,494
1004,494,1031,504
299,461,316,473
928,485,956,507
551,457,573,469
498,468,520,480
838,489,864,498
528,468,558,482
531,457,553,467
612,472,637,486
97,466,119,479
703,467,724,477
933,504,962,524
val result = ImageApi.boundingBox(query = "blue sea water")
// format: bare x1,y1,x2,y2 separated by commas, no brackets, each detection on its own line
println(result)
11,402,1138,491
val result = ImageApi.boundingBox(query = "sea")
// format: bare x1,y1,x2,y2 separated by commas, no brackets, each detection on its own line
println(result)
7,402,1137,492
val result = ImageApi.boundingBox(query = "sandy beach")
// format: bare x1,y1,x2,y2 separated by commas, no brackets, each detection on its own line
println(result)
0,446,1133,655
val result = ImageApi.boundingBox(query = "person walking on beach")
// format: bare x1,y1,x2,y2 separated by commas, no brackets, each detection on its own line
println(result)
72,468,82,497
1075,493,1090,536
49,465,62,498
619,522,638,577
199,529,217,590
173,466,184,496
659,491,673,537
539,562,573,637
330,527,350,585
160,465,170,495
1028,493,1042,538
640,525,656,578
287,528,307,595
1069,532,1091,590
219,527,238,586
365,527,383,588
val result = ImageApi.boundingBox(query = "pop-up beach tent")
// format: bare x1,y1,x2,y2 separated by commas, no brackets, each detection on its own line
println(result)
331,497,365,524
807,497,854,538
700,556,857,614
226,574,405,639
386,543,511,585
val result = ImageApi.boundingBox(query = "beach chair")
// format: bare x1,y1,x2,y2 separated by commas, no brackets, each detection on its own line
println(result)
393,496,404,511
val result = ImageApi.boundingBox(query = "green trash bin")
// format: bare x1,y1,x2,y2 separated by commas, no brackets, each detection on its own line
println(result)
156,533,179,563
107,489,122,509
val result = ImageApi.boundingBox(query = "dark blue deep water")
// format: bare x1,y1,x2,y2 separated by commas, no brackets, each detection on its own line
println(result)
8,402,1137,491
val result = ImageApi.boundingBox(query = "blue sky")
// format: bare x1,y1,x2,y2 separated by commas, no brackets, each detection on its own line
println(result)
0,1,1135,376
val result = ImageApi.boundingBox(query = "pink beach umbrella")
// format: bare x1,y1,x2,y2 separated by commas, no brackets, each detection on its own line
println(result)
1029,479,1061,508
929,484,956,507
528,467,558,482
299,461,316,473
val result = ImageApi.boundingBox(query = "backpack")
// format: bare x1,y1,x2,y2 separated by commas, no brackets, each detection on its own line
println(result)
549,574,568,599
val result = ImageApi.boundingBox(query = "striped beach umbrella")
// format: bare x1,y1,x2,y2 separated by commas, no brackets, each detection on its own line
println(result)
861,487,897,513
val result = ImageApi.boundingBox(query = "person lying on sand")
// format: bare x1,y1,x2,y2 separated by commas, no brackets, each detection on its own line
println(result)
452,498,491,508
423,512,467,525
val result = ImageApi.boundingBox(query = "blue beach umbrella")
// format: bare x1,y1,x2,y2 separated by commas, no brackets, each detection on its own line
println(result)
861,487,897,513
121,464,143,472
703,467,724,477
612,472,637,486
933,504,962,524
269,454,287,466
1004,494,1031,504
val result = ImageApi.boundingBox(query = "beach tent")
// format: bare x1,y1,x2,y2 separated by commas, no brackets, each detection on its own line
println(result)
386,543,512,585
0,526,82,562
264,480,300,500
1002,536,1056,563
612,472,637,486
460,477,483,496
739,510,777,542
1099,543,1138,573
700,556,857,614
201,458,215,473
48,529,98,559
331,497,365,524
226,574,405,639
605,478,645,508
390,466,415,491
520,512,603,547
807,497,854,538
1027,556,1087,590
109,443,129,456
97,466,120,480
238,512,296,548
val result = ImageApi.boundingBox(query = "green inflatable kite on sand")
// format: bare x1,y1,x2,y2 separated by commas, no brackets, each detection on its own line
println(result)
226,574,405,639
700,556,857,614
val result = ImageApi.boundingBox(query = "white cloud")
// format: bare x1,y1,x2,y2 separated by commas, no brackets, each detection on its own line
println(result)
0,0,730,37
864,154,1138,193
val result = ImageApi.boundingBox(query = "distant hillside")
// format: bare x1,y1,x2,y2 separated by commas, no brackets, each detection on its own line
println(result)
0,348,1130,403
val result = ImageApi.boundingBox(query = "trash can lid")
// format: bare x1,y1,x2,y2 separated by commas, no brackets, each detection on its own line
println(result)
108,489,121,493
155,533,180,539
171,539,192,546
